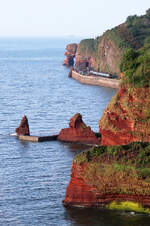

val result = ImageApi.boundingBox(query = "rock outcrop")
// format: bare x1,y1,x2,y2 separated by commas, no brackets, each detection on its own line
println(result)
63,43,78,67
99,87,150,145
63,143,150,213
16,115,30,136
58,113,100,145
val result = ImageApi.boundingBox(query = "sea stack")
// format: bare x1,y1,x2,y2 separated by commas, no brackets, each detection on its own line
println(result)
16,115,30,136
58,113,100,145
63,43,78,67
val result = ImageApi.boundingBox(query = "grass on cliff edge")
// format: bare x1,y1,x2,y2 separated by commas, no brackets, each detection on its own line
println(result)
73,142,150,196
74,142,150,167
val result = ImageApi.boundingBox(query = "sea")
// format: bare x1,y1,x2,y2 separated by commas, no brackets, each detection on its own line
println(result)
0,38,149,226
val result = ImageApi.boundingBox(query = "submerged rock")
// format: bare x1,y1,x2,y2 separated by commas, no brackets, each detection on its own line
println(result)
16,115,30,136
58,113,100,145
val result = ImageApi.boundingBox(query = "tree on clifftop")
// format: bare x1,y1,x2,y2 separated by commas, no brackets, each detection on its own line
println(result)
120,45,150,87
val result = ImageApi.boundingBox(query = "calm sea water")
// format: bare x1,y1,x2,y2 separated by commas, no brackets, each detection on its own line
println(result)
0,38,149,226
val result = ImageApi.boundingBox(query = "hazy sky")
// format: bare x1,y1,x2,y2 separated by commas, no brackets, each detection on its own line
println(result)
0,0,149,38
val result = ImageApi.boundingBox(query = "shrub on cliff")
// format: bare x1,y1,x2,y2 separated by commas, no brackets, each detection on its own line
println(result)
78,39,95,56
120,45,150,87
126,9,150,46
74,142,150,166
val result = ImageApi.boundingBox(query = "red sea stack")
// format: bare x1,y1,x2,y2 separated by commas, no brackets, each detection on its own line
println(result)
63,43,78,67
58,113,100,145
16,115,30,136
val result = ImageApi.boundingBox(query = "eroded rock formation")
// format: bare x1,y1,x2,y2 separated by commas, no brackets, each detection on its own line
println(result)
99,87,150,145
63,43,78,67
58,113,100,145
16,115,30,136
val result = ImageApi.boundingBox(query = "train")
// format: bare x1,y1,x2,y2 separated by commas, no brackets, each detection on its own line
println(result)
74,66,118,79
89,70,116,78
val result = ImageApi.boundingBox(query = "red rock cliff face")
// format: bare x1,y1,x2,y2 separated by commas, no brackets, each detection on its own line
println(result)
64,162,101,206
94,35,123,74
99,87,150,145
63,43,78,66
63,162,150,208
58,113,100,145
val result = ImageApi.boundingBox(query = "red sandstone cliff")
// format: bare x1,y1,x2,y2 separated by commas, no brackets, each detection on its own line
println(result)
64,162,150,208
63,143,150,210
63,43,78,67
99,87,150,145
58,113,100,145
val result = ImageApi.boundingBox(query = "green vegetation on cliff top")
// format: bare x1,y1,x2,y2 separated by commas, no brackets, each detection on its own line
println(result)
120,44,150,87
126,8,150,46
74,142,150,167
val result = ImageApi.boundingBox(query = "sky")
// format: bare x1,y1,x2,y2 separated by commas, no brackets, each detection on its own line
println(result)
0,0,150,38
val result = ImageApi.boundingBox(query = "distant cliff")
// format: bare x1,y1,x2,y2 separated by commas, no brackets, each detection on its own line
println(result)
64,9,150,75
